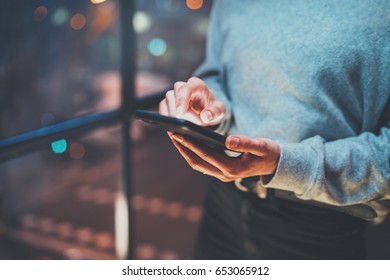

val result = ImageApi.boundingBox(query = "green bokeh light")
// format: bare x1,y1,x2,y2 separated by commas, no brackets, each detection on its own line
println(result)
52,8,69,26
51,139,67,154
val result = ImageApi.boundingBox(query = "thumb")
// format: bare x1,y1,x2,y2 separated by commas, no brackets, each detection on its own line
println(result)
225,136,273,156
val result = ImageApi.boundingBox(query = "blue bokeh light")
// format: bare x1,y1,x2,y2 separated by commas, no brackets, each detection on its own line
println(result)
148,38,167,56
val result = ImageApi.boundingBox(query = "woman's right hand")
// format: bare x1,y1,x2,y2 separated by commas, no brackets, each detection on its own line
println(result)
159,77,226,127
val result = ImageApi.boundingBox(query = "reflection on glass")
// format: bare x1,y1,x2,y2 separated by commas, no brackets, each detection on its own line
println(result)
0,125,121,259
0,0,121,138
0,120,208,260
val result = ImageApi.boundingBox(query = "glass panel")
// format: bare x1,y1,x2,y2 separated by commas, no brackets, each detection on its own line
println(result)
132,122,209,260
0,121,209,260
0,125,121,259
134,0,212,98
0,0,121,138
130,0,212,259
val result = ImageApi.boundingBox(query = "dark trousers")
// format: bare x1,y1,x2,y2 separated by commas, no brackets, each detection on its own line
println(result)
192,179,367,260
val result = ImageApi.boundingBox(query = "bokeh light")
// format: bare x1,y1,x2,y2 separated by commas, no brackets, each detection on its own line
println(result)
115,191,129,260
90,0,107,4
91,1,116,33
33,6,48,22
51,139,67,154
186,0,203,10
70,13,87,30
133,11,151,33
63,248,83,260
147,38,167,56
52,8,69,26
69,143,85,160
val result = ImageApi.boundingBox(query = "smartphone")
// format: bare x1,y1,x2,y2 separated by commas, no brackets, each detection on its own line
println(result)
134,109,240,156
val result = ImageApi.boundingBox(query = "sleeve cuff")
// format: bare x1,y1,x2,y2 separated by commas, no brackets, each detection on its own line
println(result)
263,138,325,199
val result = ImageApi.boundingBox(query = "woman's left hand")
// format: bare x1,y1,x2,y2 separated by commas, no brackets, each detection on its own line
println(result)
168,133,281,182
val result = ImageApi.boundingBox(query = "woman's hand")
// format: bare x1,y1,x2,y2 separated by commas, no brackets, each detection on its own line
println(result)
168,133,281,182
160,76,280,181
159,77,226,126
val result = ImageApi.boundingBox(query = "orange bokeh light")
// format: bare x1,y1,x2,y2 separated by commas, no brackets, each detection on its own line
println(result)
186,0,203,10
70,13,87,30
69,143,85,160
91,2,116,33
33,6,48,21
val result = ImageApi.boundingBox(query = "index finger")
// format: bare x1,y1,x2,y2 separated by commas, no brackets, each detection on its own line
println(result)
175,83,193,117
175,77,206,117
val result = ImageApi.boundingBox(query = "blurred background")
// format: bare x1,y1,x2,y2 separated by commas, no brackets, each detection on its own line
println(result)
0,0,389,260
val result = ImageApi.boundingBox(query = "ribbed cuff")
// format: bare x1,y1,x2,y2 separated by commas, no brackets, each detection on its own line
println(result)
264,140,324,199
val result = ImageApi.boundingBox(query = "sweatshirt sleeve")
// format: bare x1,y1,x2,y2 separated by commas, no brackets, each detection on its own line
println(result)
266,122,390,206
193,0,232,134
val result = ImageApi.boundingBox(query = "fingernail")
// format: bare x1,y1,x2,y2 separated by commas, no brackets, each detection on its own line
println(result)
172,134,183,142
176,106,185,117
201,110,213,123
228,137,239,148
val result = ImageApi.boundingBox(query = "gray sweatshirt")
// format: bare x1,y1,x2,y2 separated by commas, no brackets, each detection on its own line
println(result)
195,0,390,223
